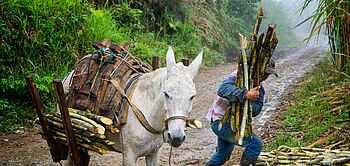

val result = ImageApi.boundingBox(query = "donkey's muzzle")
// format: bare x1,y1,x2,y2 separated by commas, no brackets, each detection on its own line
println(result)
167,132,186,148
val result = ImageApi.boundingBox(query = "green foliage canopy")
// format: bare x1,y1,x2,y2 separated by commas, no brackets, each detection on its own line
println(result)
0,0,261,133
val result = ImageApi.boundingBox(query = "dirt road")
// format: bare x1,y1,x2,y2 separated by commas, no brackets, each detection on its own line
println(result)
0,43,327,166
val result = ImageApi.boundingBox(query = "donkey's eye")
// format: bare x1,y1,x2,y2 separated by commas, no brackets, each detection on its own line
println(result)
164,92,171,99
189,95,196,101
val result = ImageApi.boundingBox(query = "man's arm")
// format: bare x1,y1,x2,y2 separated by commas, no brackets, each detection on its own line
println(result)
217,76,247,103
217,76,265,117
252,86,265,117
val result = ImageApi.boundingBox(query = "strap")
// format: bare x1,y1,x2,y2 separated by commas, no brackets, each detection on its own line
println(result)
120,75,139,124
164,116,188,130
110,79,162,134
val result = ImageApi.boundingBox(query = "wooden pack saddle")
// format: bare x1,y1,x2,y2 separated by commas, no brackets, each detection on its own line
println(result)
65,39,152,128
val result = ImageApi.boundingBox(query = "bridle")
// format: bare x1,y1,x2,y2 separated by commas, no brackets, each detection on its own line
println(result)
164,115,188,131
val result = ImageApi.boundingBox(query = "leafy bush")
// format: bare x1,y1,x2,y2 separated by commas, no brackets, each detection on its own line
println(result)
0,0,261,133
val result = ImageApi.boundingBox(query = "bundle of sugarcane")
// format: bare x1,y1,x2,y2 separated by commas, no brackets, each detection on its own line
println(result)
44,108,116,155
219,7,279,144
256,146,350,165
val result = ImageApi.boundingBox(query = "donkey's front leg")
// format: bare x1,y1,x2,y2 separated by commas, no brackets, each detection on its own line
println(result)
145,148,159,166
123,150,137,166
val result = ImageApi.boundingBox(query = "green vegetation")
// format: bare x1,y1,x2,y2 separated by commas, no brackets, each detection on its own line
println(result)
0,0,265,133
264,59,349,151
300,0,349,77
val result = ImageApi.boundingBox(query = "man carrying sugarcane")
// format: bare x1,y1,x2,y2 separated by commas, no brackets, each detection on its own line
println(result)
205,59,278,166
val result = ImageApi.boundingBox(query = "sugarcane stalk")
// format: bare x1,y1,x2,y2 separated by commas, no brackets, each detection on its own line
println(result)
251,7,264,42
287,152,316,157
255,33,264,84
272,159,293,164
68,108,113,126
326,157,350,165
93,142,112,150
246,8,263,139
257,158,274,162
52,129,92,143
94,139,115,146
50,114,98,134
50,124,106,141
68,112,105,134
260,25,275,76
54,135,107,155
55,139,94,156
293,147,350,154
259,147,350,166
230,114,235,134
50,121,95,137
47,117,94,133
275,156,323,160
238,77,244,137
231,47,244,134
235,103,240,132
238,33,249,145
70,118,99,134
248,6,264,76
306,158,323,165
269,32,278,59
220,103,232,130
255,162,268,166
53,112,104,134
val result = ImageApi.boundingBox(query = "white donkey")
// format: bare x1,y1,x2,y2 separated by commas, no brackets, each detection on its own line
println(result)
65,46,202,165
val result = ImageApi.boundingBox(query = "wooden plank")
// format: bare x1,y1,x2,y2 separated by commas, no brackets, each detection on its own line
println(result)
101,39,112,48
110,41,131,54
25,76,68,162
53,79,87,166
182,58,189,66
109,43,119,54
92,41,101,50
120,41,130,51
152,56,159,70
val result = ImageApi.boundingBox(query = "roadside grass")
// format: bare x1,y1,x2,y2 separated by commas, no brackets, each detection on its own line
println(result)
264,59,350,151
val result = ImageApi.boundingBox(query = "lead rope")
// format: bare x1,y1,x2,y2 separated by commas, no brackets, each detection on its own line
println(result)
163,129,173,166
162,118,172,166
169,146,173,166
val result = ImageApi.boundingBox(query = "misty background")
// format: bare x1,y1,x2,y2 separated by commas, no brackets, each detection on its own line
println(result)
259,0,325,49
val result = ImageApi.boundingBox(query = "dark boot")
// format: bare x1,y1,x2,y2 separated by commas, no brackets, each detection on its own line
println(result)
240,153,257,166
205,161,221,166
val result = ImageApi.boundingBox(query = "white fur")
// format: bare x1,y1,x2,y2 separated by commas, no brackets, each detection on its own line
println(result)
64,46,202,165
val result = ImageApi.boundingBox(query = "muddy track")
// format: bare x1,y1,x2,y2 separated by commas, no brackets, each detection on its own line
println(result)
0,43,327,166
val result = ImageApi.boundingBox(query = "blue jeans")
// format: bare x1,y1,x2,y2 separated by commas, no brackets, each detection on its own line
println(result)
206,120,262,166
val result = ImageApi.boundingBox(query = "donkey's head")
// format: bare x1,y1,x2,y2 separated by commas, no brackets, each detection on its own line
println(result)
162,46,202,148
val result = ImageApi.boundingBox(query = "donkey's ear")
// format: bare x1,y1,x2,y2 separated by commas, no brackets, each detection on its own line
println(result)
166,46,176,76
189,50,203,78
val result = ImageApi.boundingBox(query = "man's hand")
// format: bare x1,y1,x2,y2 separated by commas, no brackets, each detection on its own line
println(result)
245,86,260,101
